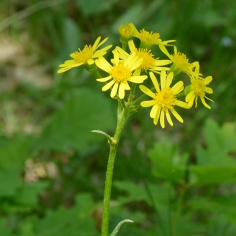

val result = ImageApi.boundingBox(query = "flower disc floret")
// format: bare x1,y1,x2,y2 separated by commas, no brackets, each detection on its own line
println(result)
110,63,132,82
139,70,189,128
155,87,176,112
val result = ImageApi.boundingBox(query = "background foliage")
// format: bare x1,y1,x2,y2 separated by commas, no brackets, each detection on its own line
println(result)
0,0,236,235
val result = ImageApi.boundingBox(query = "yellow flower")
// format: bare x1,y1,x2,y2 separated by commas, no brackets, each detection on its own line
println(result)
95,49,147,99
140,71,189,128
119,23,133,43
159,44,198,75
130,23,175,49
116,40,171,73
57,37,112,73
186,64,213,109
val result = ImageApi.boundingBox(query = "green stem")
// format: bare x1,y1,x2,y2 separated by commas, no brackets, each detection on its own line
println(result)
101,105,130,236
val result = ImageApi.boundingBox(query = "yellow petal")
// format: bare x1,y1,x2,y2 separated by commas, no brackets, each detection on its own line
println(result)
92,36,101,50
116,46,129,59
205,87,213,94
122,82,131,90
141,100,156,107
204,76,213,85
93,45,113,57
98,37,109,49
187,94,195,108
150,104,158,118
128,75,147,83
113,49,119,65
133,68,141,76
102,80,115,91
175,100,190,109
186,90,194,102
139,85,156,99
119,83,125,99
124,52,136,67
57,62,82,73
160,110,165,128
170,108,183,123
159,44,171,59
166,111,173,126
149,72,160,92
97,76,112,82
200,96,211,109
154,108,161,125
166,72,174,88
130,58,143,71
171,81,184,95
95,57,111,73
154,60,172,66
128,40,136,52
160,69,166,89
110,82,119,97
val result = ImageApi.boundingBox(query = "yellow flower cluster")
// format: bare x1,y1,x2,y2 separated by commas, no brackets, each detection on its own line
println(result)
57,23,213,128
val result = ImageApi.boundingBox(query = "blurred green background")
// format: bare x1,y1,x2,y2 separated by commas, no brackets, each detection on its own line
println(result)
0,0,236,235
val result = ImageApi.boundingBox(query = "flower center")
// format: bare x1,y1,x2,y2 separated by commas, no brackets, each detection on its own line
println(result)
172,52,190,72
155,88,176,112
139,29,160,44
74,45,94,63
135,48,155,71
192,79,205,97
138,29,160,49
110,63,132,82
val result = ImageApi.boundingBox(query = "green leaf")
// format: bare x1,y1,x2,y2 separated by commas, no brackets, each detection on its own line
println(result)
0,140,29,197
148,139,188,183
23,193,99,236
37,89,115,153
189,165,236,185
189,119,236,185
114,181,174,236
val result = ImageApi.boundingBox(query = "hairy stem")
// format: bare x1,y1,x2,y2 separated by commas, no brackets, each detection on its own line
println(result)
101,104,130,236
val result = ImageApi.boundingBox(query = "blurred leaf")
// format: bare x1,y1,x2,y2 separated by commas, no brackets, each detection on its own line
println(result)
114,181,174,236
37,88,115,153
0,140,29,197
19,181,48,206
200,119,236,161
0,140,29,171
148,139,188,183
62,17,81,55
190,165,236,185
189,119,236,185
111,0,164,33
207,215,236,236
75,0,118,16
0,219,11,236
23,193,99,236
189,195,236,227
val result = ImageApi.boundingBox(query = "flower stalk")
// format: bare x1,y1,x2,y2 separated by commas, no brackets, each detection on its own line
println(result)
101,101,130,236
